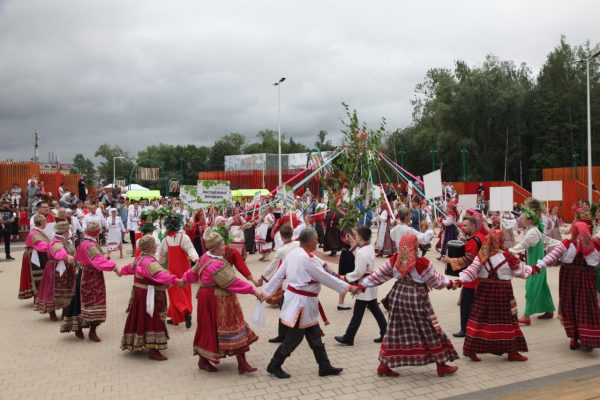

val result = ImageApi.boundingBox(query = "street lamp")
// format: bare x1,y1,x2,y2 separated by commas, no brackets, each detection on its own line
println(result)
430,149,438,171
273,77,286,188
113,156,126,187
576,49,600,202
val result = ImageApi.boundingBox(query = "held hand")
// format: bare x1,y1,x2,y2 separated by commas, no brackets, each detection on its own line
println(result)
252,278,263,287
176,279,186,288
255,290,266,301
114,267,122,277
453,279,463,289
440,256,451,264
531,265,541,275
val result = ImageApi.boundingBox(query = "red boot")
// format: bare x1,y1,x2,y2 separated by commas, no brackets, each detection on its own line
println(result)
537,312,554,320
377,363,399,377
236,353,257,374
75,329,84,339
148,349,168,361
518,316,531,326
508,352,528,362
198,356,218,372
436,363,459,377
49,311,58,321
88,326,101,342
463,352,481,362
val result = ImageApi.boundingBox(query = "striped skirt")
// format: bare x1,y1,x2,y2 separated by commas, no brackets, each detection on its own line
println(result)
380,278,458,367
464,279,527,355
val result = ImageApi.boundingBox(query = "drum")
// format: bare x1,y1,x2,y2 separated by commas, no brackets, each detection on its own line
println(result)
445,240,465,276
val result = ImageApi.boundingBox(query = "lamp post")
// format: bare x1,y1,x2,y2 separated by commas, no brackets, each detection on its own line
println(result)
113,156,126,187
430,149,438,171
273,77,286,188
461,148,468,181
576,49,600,202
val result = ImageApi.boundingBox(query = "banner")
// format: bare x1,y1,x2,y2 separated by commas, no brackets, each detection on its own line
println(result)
179,185,204,210
136,167,160,181
489,187,514,212
423,169,443,199
531,181,563,201
277,184,295,209
197,180,232,203
458,194,478,212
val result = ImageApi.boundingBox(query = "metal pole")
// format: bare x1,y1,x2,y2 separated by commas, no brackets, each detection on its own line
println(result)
461,149,467,181
431,150,437,171
278,83,282,188
586,58,592,203
113,157,116,187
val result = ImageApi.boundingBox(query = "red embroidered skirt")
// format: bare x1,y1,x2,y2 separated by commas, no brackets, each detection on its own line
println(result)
380,278,458,367
18,250,33,299
464,279,527,355
33,260,77,313
193,287,258,363
80,265,107,326
559,262,600,348
121,286,169,351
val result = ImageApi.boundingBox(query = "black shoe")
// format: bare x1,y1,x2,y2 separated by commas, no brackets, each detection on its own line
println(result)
267,365,291,379
373,336,384,343
6,255,14,260
122,240,129,244
268,336,284,343
452,331,466,338
167,319,175,325
334,336,353,346
337,305,351,311
319,366,343,376
185,313,192,329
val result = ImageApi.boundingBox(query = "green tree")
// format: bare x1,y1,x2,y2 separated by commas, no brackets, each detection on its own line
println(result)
94,144,134,185
208,133,247,170
314,130,335,151
71,154,96,186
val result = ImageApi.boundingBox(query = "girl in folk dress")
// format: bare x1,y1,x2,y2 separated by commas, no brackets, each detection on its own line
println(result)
256,208,275,261
359,234,459,378
374,200,396,257
118,236,184,361
457,229,532,362
106,208,126,259
33,221,77,321
19,214,50,300
544,206,563,241
183,232,261,374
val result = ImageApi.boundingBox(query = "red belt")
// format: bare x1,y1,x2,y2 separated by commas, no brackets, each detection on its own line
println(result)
287,285,329,326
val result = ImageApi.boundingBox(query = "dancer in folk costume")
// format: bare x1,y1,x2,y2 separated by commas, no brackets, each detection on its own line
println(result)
33,221,77,321
158,212,199,329
106,207,126,259
60,221,117,342
456,229,532,362
323,207,342,256
358,234,460,378
544,206,563,241
438,201,459,258
263,227,352,379
118,236,184,361
509,199,559,325
500,211,518,249
183,232,261,374
256,206,275,260
19,214,50,300
227,208,248,260
374,198,396,257
536,222,600,350
243,204,258,255
185,210,207,257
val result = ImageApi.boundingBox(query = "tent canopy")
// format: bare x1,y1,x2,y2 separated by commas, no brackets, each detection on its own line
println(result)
231,189,269,198
103,183,149,191
125,190,161,200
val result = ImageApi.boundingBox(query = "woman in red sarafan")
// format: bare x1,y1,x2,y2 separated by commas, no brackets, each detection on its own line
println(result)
536,222,600,351
19,214,50,300
182,231,261,374
359,234,459,378
457,229,532,362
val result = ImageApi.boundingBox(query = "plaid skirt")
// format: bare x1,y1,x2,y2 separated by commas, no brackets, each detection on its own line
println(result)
380,278,458,367
559,260,600,348
464,279,527,355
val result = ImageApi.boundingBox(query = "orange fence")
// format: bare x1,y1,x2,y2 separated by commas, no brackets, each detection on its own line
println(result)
199,170,321,195
0,162,82,205
543,166,600,187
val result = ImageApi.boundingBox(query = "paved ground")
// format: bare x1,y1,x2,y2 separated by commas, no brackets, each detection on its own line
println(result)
1,239,600,400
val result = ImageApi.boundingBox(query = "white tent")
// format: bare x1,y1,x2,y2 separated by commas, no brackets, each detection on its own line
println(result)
103,183,149,191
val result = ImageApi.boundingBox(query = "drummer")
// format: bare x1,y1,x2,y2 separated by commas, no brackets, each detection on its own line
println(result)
440,215,487,338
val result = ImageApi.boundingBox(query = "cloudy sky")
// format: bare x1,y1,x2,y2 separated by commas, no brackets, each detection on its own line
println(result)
0,0,598,163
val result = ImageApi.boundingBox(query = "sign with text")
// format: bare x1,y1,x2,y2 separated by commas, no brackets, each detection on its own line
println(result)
179,185,204,210
277,185,295,209
197,180,232,203
489,187,514,212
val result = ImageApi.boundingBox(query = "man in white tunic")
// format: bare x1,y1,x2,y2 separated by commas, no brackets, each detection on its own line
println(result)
258,224,300,343
263,227,354,379
335,226,387,345
390,207,435,249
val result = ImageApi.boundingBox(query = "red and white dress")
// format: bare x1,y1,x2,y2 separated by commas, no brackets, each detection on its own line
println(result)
459,252,532,356
19,228,50,299
255,212,274,254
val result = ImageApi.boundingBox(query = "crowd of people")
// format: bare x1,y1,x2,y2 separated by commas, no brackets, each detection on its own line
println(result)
9,179,600,380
